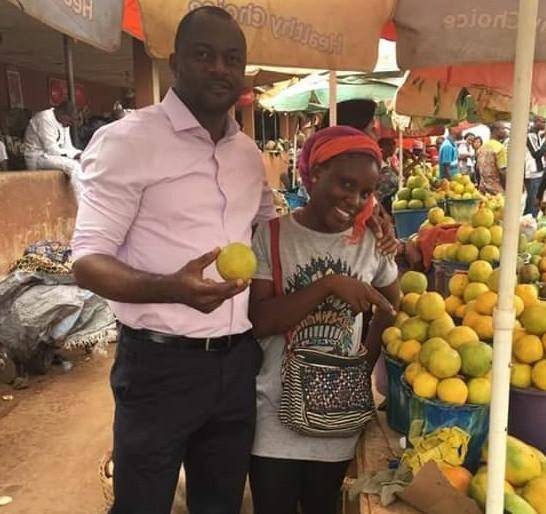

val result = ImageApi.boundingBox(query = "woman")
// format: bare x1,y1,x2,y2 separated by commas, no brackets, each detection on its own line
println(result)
248,126,400,514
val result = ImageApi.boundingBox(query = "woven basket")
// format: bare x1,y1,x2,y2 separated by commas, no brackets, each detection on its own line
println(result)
99,451,114,513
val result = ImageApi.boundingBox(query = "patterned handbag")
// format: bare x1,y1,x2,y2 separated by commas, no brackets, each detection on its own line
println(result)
269,218,375,438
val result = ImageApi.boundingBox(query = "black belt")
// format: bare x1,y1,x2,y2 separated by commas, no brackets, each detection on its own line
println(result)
119,324,247,352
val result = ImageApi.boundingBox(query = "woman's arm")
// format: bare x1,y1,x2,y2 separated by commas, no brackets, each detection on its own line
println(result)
363,280,401,368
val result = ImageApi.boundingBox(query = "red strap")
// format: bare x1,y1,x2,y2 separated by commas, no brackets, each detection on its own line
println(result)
269,217,283,297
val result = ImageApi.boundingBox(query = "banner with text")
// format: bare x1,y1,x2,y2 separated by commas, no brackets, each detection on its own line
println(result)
8,0,124,52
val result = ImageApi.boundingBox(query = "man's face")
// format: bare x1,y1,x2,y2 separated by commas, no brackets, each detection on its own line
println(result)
55,112,74,127
465,135,475,145
535,117,546,132
496,124,510,143
170,14,246,116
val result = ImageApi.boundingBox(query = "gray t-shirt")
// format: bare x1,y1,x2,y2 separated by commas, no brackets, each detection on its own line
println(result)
251,214,398,462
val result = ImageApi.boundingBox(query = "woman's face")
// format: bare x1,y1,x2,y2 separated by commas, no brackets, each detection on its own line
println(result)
309,153,379,233
473,138,483,150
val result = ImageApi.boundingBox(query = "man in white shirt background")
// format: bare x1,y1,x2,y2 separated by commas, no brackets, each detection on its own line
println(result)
23,101,82,200
525,116,546,216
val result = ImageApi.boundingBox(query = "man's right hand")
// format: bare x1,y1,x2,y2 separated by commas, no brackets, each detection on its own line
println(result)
167,249,248,313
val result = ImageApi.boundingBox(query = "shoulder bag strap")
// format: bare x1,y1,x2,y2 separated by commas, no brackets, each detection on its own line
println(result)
269,217,283,297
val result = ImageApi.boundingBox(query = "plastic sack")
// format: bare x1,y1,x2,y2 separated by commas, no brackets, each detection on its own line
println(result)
520,214,538,241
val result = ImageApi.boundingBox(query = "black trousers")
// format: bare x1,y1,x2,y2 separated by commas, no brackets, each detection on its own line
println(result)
249,456,351,514
109,326,262,514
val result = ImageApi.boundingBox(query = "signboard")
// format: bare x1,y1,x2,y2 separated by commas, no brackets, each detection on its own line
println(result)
395,0,546,68
7,0,124,52
49,78,87,108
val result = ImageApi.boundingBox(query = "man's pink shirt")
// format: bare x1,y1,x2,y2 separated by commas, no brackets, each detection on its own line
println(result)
72,89,276,337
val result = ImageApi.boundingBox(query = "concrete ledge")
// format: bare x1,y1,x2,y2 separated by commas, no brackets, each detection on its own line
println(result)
0,170,77,275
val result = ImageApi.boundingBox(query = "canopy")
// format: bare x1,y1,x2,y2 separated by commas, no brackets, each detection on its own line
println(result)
7,0,124,52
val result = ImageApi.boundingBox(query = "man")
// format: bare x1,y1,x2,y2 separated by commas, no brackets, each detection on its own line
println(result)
320,99,377,137
439,127,463,179
525,116,546,215
458,132,476,176
72,8,275,514
0,138,7,170
376,137,398,213
23,101,81,199
477,122,510,195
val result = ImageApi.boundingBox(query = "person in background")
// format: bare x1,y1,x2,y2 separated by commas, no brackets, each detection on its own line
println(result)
473,136,483,152
320,99,377,137
525,116,546,216
376,138,398,213
439,126,463,179
0,138,8,170
435,136,445,152
458,132,476,176
477,122,510,195
23,101,81,199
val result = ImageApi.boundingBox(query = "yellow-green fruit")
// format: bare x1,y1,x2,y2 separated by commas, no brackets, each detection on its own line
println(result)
504,493,539,514
480,244,501,263
394,311,410,328
400,271,428,295
472,208,495,228
520,305,546,336
522,475,546,514
490,225,504,246
464,282,490,303
468,260,494,283
412,372,438,399
397,340,422,364
445,295,464,316
488,268,501,292
447,326,480,350
515,285,540,309
404,361,423,386
386,339,403,357
449,273,469,298
382,327,402,346
428,347,462,378
467,377,491,404
416,292,446,321
419,337,450,367
513,336,544,364
402,293,421,316
401,317,429,342
532,360,546,391
436,377,468,404
470,226,492,248
428,207,445,225
511,363,532,389
503,436,543,486
216,243,257,281
428,313,456,338
475,291,498,316
459,342,493,377
457,224,474,244
457,244,480,264
445,243,460,261
469,468,514,508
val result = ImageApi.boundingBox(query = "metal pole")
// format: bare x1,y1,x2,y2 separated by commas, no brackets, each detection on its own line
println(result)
329,71,337,127
63,35,76,104
487,1,539,513
398,129,404,190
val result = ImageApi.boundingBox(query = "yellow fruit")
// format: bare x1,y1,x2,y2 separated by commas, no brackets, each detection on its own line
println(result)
463,310,481,328
472,314,494,341
511,363,532,389
404,361,423,386
433,244,448,261
490,225,503,246
488,268,501,292
513,335,544,364
413,372,438,399
386,339,403,357
455,304,467,319
522,475,546,514
468,260,494,283
400,271,428,295
514,328,527,342
459,342,493,377
469,468,514,508
532,360,546,390
516,285,540,309
401,317,429,342
540,257,546,273
416,292,446,321
480,245,501,263
472,208,495,228
394,311,410,328
428,347,462,378
467,377,491,404
419,337,451,368
514,296,525,318
456,225,474,244
520,304,546,335
475,291,498,316
504,436,543,486
398,340,422,364
428,313,456,339
381,327,402,346
445,295,464,316
465,300,477,314
449,274,469,298
457,244,480,264
463,282,490,304
216,243,257,281
401,293,421,316
428,207,445,225
437,377,468,405
542,334,546,353
470,227,492,248
447,326,480,350
445,243,460,261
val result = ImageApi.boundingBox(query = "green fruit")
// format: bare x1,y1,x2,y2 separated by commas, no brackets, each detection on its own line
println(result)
400,271,428,294
398,188,411,201
519,264,540,284
408,199,424,209
527,242,545,256
504,493,538,514
393,200,408,211
458,342,493,377
411,188,428,201
470,227,492,248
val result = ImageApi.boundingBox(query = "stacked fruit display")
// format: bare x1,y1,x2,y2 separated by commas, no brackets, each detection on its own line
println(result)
420,206,456,230
393,173,437,211
434,174,483,201
433,207,502,265
382,271,492,406
468,435,546,514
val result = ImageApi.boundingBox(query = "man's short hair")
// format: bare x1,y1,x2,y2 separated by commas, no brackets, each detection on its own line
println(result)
55,101,77,117
174,6,242,53
465,132,476,139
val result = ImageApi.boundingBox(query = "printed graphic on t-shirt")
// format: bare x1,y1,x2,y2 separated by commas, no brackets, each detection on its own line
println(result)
285,254,357,357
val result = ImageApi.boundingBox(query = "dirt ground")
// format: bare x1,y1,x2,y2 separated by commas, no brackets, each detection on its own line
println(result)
0,345,115,514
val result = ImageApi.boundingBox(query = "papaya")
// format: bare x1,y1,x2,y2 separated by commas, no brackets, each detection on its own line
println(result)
532,448,546,475
481,436,542,486
522,475,546,514
438,464,472,494
504,493,538,514
469,467,514,508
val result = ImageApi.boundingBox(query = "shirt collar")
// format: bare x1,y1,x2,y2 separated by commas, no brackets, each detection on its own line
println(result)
161,88,239,138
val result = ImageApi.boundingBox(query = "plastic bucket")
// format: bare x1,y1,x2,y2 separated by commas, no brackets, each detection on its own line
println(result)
508,387,546,453
393,209,429,239
409,394,490,472
385,352,412,434
446,199,480,223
